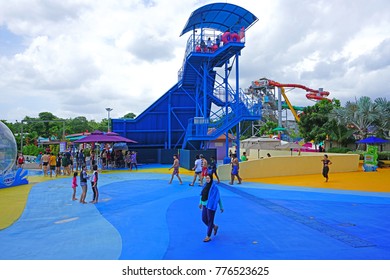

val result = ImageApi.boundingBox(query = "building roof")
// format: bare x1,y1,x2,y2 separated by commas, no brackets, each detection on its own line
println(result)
180,2,258,36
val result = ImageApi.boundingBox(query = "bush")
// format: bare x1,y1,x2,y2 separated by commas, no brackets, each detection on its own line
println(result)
22,144,45,156
49,145,60,155
327,147,352,153
345,151,390,161
378,151,390,160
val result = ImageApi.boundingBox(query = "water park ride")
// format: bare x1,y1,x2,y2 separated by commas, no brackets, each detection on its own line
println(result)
112,3,259,159
258,79,331,102
249,78,331,123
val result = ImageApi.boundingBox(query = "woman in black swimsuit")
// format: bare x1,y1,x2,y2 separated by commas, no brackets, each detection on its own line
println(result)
321,154,332,182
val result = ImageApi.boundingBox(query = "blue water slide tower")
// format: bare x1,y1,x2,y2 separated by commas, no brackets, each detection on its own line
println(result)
112,3,261,160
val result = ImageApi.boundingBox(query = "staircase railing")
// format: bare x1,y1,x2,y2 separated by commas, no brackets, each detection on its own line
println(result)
183,95,261,146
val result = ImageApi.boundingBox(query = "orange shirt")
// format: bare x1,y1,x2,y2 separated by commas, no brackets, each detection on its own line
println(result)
49,155,56,166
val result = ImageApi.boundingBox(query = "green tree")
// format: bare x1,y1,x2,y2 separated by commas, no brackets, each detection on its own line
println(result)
68,116,92,134
91,119,109,132
38,112,59,138
374,97,390,137
21,112,64,139
298,99,341,143
330,96,381,140
258,121,278,136
22,144,44,156
23,116,45,138
122,112,136,119
0,120,15,132
326,121,355,147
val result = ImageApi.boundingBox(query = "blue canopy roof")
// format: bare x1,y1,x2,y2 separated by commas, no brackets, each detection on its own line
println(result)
356,136,389,144
180,2,258,36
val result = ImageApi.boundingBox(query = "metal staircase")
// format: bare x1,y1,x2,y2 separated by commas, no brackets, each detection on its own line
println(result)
112,3,259,158
180,37,262,149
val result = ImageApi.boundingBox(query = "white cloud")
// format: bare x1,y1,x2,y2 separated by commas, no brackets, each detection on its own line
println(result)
0,0,389,123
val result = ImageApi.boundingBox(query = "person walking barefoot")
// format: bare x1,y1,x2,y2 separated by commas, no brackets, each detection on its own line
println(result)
168,154,183,184
229,154,242,185
189,154,203,186
209,156,220,183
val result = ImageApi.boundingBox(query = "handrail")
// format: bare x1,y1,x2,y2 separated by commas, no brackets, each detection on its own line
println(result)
184,97,261,142
178,29,246,81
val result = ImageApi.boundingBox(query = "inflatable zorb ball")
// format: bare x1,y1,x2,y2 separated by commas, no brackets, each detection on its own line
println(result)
0,121,17,175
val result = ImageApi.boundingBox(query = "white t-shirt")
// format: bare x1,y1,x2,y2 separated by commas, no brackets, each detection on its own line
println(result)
194,159,202,172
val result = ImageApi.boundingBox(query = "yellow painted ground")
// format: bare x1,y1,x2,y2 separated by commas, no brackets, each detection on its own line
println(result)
247,168,390,193
0,184,33,230
0,169,192,230
0,176,58,230
1,166,389,230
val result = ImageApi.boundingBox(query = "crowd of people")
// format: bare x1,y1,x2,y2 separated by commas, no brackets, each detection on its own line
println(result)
185,154,220,187
100,149,138,170
19,147,333,242
32,148,138,177
197,36,221,53
168,152,244,187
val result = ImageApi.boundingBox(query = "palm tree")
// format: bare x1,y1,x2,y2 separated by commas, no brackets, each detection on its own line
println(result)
330,96,381,140
374,97,390,137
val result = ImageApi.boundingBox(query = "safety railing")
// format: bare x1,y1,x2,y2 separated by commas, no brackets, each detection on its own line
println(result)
178,29,246,81
184,94,261,143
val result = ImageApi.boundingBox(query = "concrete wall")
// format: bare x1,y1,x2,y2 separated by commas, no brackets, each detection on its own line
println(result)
179,149,217,170
217,152,360,180
243,149,303,159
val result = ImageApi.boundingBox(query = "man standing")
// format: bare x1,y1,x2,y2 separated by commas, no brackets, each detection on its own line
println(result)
41,152,50,176
49,153,56,178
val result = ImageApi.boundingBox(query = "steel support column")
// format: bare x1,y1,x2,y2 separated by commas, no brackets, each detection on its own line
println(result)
167,91,172,149
235,52,240,159
224,61,230,162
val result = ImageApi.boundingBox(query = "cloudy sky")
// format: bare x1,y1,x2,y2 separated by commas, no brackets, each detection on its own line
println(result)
0,0,389,123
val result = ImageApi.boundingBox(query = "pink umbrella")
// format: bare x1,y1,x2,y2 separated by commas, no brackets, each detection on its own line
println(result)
74,130,137,143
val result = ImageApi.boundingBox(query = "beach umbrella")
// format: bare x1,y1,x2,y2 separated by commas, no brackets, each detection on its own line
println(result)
272,127,286,133
356,136,389,144
74,130,137,143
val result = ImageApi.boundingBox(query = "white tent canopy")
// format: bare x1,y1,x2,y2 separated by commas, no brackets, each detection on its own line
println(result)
240,137,281,150
275,142,302,150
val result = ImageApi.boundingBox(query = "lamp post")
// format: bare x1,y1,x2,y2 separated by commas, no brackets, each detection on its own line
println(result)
105,108,113,132
16,120,22,152
20,120,24,152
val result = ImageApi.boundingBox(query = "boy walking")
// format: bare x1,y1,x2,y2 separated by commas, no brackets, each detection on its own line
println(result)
169,154,183,184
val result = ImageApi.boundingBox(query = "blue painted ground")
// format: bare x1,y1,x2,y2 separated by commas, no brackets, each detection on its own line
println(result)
1,169,390,260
